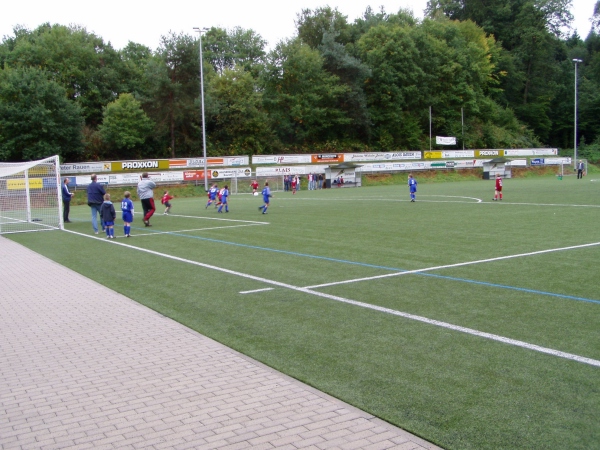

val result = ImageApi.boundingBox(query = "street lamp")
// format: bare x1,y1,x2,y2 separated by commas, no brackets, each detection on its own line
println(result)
194,27,209,191
573,58,582,171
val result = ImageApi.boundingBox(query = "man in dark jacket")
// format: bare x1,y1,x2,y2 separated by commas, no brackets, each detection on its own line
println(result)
87,174,106,234
61,178,74,223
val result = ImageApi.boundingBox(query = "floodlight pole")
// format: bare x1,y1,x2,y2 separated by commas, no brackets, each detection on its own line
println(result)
194,27,209,191
573,59,582,171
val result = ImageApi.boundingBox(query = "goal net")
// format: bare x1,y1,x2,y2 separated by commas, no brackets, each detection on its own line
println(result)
0,155,62,234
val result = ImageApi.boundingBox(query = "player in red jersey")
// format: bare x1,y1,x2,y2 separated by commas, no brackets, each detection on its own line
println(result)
161,191,174,215
493,174,503,201
250,180,259,194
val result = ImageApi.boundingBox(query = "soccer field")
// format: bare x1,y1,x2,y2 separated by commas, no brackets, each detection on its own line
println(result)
8,176,600,449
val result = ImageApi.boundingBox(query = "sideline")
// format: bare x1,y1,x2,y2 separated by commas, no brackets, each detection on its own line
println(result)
62,229,600,368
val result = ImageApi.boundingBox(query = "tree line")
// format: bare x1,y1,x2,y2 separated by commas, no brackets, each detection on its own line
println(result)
1,0,599,163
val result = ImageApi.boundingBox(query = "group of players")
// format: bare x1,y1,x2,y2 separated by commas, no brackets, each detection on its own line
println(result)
204,180,272,214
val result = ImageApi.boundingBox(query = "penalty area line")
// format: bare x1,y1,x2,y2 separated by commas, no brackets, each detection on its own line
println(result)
63,229,600,368
307,241,600,289
132,223,265,237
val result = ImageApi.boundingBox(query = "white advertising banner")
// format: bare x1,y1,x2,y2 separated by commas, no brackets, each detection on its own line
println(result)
252,155,312,164
504,148,558,156
436,136,457,145
343,151,421,162
209,168,252,179
169,156,249,168
442,150,475,158
61,162,111,174
506,159,528,167
543,157,571,165
256,166,307,176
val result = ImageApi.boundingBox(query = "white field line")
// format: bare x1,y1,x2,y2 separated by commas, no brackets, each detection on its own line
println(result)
154,212,268,224
306,241,600,289
131,223,265,237
279,196,600,207
63,229,600,368
240,288,275,294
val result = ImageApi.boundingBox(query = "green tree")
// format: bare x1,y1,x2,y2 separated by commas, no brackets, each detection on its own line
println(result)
0,66,84,161
208,68,273,154
1,24,126,127
262,39,352,148
98,93,154,159
145,32,199,158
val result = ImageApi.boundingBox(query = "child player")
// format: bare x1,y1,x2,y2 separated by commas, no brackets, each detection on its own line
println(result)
206,183,218,209
493,173,503,201
121,191,134,237
162,190,174,215
101,193,116,239
408,173,417,202
250,180,259,195
259,182,272,214
217,185,229,213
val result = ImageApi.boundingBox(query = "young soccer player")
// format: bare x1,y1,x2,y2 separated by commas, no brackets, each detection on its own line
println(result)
217,185,229,213
162,190,174,215
205,184,218,209
101,193,116,239
121,191,134,237
250,180,259,194
259,182,272,214
291,177,297,194
408,173,417,202
493,173,503,201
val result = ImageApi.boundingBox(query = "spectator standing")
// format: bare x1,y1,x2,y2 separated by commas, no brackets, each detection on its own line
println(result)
86,174,106,234
137,172,156,226
577,160,585,179
61,178,74,223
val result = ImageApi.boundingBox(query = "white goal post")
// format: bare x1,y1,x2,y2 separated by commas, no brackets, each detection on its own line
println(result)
0,155,63,234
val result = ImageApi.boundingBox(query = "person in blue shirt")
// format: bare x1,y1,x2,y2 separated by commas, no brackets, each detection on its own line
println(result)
206,184,218,209
408,173,417,202
259,182,272,214
217,185,229,213
121,191,134,237
86,174,106,234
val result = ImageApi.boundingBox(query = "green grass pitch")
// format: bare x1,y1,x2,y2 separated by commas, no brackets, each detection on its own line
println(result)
8,175,600,450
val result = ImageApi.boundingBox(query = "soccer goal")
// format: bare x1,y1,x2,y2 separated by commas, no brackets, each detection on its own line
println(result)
0,155,63,235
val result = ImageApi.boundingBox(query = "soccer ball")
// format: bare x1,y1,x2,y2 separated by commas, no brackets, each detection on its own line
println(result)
253,192,258,196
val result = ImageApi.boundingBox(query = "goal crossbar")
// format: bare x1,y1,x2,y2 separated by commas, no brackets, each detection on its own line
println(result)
0,155,63,235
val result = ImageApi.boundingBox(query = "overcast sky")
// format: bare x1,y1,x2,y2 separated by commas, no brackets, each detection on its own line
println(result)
0,0,595,51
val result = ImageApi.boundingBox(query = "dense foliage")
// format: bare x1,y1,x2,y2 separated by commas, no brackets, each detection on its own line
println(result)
1,2,599,162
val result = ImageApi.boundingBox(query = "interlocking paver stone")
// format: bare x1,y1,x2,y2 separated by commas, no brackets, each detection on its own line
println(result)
0,236,441,450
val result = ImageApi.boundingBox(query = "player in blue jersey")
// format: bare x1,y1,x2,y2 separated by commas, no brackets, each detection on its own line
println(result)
217,185,229,213
408,173,417,202
121,191,134,237
205,184,218,209
259,182,272,214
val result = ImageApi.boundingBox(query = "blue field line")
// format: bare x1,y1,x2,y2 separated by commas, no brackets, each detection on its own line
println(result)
138,227,600,305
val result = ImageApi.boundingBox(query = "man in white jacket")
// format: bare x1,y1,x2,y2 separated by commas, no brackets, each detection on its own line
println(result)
137,172,157,227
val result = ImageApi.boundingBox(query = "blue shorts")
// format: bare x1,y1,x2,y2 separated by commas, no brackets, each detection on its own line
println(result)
104,221,115,227
122,212,133,223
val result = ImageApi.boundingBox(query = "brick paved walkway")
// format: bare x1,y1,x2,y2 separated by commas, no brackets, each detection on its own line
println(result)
0,236,441,450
